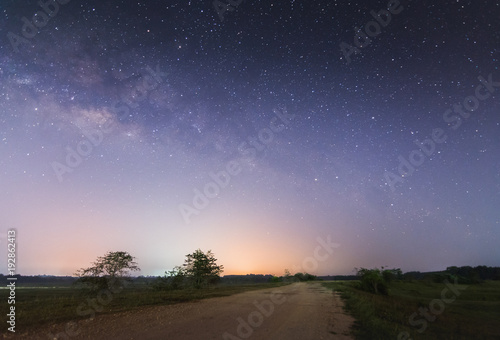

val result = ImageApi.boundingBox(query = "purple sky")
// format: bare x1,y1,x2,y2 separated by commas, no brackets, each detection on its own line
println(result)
0,0,499,276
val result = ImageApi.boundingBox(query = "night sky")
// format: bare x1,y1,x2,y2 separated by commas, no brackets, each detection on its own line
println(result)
1,0,499,276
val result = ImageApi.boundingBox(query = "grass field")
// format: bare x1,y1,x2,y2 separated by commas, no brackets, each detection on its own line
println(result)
322,280,500,340
0,282,290,333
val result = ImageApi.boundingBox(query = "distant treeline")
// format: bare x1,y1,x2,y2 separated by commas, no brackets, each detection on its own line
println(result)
220,274,275,284
0,274,77,286
426,265,500,284
0,274,278,286
3,266,499,286
318,275,359,281
322,266,500,284
447,265,500,281
399,266,500,284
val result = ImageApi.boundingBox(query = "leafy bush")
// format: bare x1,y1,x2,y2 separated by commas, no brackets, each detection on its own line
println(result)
156,249,224,290
293,272,317,281
270,276,282,283
153,266,186,290
355,267,401,295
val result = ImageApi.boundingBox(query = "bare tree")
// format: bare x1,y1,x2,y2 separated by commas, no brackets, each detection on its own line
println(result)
75,251,139,290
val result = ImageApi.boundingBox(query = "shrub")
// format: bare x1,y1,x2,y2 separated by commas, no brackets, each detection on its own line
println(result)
355,267,400,295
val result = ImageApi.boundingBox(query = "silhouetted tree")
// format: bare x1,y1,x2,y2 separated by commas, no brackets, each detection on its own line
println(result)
182,249,224,289
283,269,292,282
75,251,139,291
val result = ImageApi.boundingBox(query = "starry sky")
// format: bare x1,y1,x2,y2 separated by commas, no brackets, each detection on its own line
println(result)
0,0,499,277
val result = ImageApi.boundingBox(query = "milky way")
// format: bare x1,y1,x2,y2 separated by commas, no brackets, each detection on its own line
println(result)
0,0,499,276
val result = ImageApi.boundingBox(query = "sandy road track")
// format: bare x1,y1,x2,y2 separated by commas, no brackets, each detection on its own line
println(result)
12,282,355,340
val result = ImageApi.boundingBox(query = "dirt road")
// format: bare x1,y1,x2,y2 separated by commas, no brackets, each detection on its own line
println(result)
18,282,355,340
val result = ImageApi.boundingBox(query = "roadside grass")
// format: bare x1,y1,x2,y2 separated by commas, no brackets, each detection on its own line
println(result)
322,280,500,340
0,282,290,333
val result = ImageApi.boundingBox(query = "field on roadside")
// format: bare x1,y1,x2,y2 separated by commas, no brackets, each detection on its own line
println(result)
322,280,500,340
0,282,290,333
